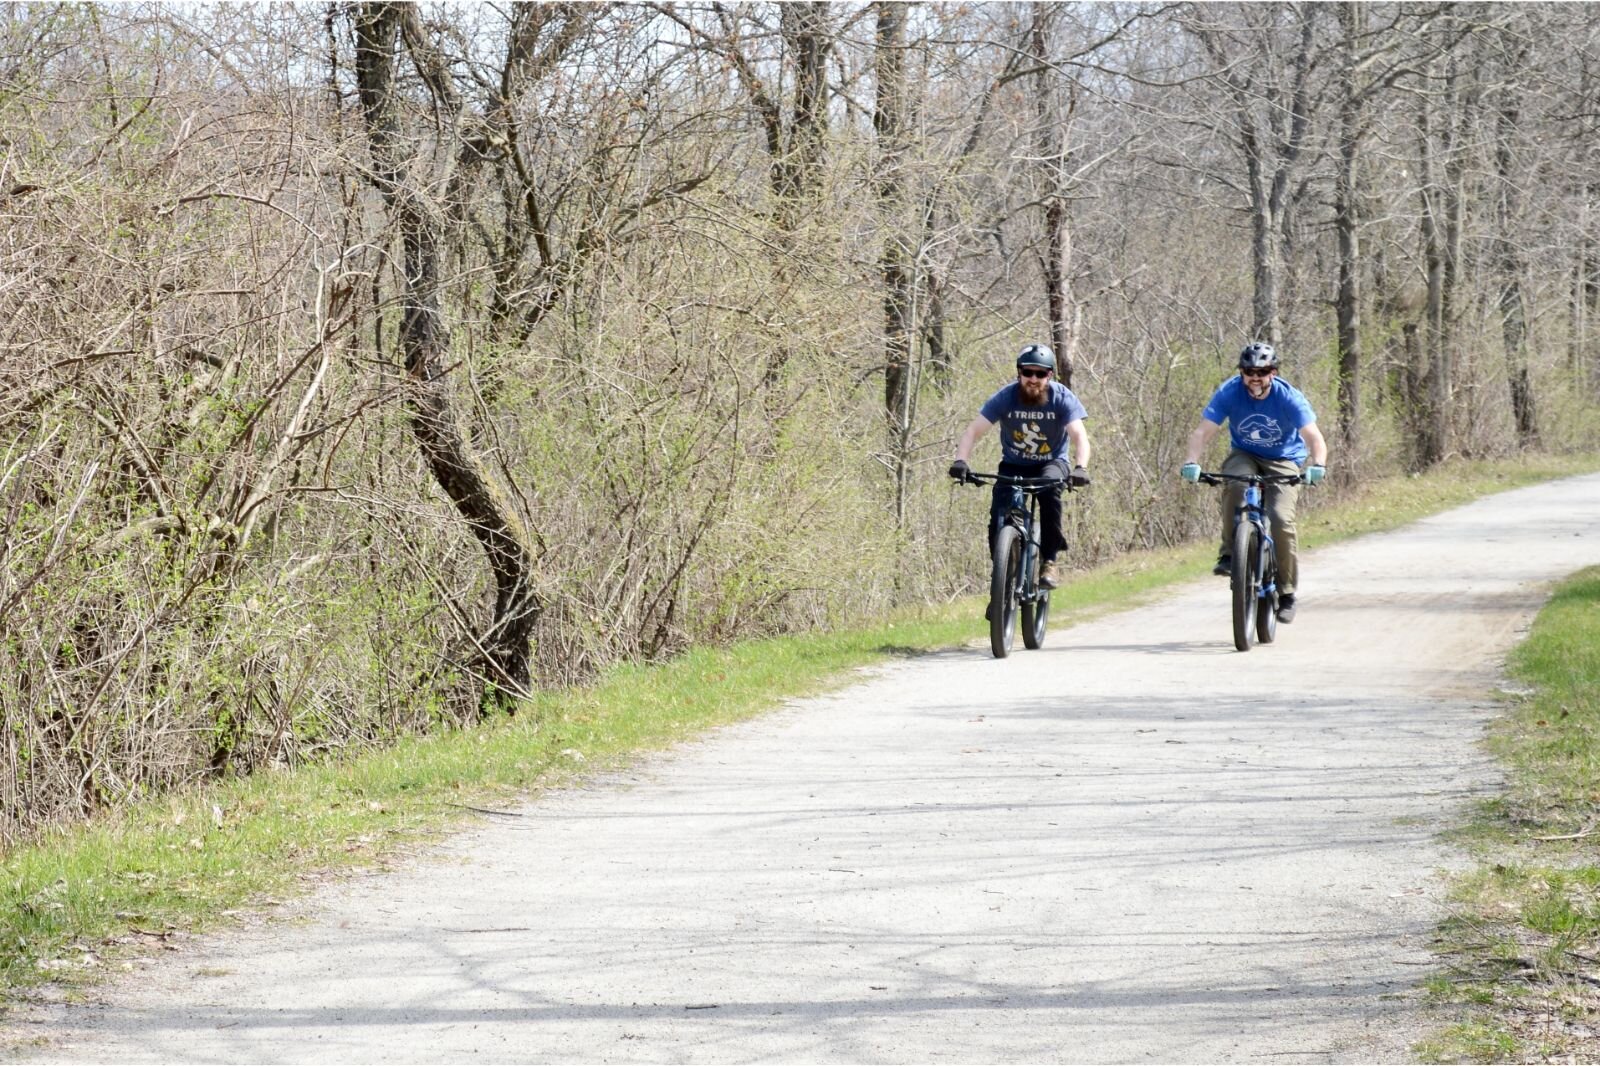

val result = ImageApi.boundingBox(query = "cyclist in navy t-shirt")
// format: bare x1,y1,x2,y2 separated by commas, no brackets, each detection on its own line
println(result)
948,344,1091,591
1179,342,1328,623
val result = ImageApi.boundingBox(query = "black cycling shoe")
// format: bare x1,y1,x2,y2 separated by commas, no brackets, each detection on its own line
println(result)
1277,593,1297,623
1212,554,1232,576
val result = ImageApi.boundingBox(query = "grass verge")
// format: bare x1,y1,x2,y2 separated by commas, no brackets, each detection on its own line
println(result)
1418,566,1600,1063
5,453,1600,1015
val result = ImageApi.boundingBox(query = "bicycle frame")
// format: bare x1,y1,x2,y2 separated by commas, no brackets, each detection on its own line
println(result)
995,482,1046,606
965,472,1065,605
1236,481,1276,600
1198,472,1300,590
958,470,1070,657
1195,470,1304,651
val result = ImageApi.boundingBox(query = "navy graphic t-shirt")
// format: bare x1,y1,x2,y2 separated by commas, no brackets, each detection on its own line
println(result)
1201,376,1317,462
978,381,1089,466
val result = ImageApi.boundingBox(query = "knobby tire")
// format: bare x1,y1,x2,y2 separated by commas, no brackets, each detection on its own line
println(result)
990,525,1021,658
1231,520,1259,652
1255,539,1278,645
1021,554,1048,650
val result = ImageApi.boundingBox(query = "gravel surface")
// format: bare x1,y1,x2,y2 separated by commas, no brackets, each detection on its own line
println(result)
17,474,1600,1064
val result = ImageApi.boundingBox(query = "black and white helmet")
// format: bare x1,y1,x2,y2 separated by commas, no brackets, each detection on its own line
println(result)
1016,344,1056,372
1237,342,1279,370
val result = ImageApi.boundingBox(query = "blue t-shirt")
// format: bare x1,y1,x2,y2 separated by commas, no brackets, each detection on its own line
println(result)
1201,376,1317,462
979,381,1089,466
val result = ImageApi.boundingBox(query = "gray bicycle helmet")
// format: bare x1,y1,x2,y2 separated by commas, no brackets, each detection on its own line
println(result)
1016,344,1056,372
1237,341,1279,370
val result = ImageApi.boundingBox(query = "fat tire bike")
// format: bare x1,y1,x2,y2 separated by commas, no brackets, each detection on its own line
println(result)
1195,470,1307,652
957,471,1074,659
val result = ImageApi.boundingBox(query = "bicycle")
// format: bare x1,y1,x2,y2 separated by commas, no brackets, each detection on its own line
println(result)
956,470,1073,658
1194,470,1306,652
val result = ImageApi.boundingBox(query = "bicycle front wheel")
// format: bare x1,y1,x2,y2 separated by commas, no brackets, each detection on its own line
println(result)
990,525,1021,658
1231,520,1259,652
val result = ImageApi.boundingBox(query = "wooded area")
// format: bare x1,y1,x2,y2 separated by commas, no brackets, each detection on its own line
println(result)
3,1,1598,842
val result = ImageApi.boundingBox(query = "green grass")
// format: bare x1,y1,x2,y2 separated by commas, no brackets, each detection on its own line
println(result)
1421,564,1600,1062
5,452,1600,1010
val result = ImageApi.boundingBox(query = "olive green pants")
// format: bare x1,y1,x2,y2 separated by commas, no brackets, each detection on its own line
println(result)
1219,449,1302,596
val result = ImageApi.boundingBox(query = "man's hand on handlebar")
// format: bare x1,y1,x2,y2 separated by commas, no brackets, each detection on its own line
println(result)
1180,462,1201,483
1304,464,1326,485
948,459,972,483
1068,465,1091,488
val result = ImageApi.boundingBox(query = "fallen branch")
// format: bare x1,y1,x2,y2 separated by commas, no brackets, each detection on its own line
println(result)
446,803,524,818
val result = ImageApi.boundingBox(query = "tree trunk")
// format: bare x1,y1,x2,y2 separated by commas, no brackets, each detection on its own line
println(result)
1032,7,1075,386
1494,33,1537,446
1418,112,1445,464
1244,131,1278,344
874,2,913,529
923,271,951,395
1269,7,1316,353
1415,46,1461,469
1587,185,1600,391
1333,2,1362,450
776,2,831,223
355,2,539,709
758,2,832,387
1572,198,1589,378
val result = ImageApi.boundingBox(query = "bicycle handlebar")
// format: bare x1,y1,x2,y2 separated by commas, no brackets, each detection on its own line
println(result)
956,470,1076,492
1195,471,1308,487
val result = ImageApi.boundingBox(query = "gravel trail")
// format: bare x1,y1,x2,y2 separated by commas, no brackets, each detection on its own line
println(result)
19,474,1600,1064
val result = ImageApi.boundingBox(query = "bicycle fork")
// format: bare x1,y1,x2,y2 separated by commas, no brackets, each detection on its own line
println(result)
1233,486,1277,602
1014,513,1041,603
992,489,1041,603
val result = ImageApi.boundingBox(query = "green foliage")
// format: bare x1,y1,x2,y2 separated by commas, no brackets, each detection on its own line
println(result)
1424,566,1600,1060
7,3,1600,978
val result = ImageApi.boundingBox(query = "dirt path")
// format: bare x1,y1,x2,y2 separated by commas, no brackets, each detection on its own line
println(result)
19,475,1600,1064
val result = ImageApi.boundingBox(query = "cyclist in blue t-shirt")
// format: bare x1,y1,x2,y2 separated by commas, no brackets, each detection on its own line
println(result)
949,344,1091,590
1179,342,1328,623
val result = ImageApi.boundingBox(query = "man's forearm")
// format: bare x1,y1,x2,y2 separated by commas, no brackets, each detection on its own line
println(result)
1069,425,1091,468
1184,422,1219,465
954,417,991,461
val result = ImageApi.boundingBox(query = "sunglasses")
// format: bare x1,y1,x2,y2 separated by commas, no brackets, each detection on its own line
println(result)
1241,368,1273,378
1018,368,1051,379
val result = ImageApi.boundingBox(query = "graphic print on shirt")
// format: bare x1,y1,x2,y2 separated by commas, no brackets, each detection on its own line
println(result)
1012,421,1052,458
1235,413,1284,448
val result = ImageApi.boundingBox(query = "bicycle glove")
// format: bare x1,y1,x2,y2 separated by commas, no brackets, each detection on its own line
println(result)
1180,462,1201,483
1069,465,1091,487
948,459,971,482
1305,464,1326,485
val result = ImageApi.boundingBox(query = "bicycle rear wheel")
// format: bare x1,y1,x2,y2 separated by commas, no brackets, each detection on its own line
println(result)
1231,520,1259,652
990,525,1021,658
1255,540,1278,645
1021,562,1049,651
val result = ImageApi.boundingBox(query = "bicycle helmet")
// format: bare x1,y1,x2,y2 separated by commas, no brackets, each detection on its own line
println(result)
1237,342,1279,370
1016,344,1056,372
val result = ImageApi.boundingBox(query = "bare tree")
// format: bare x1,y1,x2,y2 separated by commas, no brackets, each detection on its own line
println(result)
353,2,539,708
1185,2,1321,347
875,1,914,527
1490,16,1537,446
9,0,1600,844
1410,15,1483,468
1030,6,1077,385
